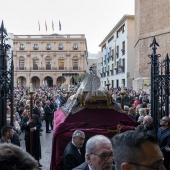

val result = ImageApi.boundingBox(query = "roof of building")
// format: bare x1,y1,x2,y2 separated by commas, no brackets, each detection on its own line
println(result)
98,14,134,47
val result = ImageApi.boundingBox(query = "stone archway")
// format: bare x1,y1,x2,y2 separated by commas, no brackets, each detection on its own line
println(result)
17,76,26,87
31,76,40,87
44,76,53,87
56,76,66,86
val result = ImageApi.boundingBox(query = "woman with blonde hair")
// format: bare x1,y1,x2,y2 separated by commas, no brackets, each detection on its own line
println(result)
22,105,30,118
139,108,147,117
137,108,147,124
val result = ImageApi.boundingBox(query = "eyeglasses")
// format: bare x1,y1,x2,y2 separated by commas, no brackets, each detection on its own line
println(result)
77,137,85,141
90,153,114,160
127,159,164,170
160,119,167,122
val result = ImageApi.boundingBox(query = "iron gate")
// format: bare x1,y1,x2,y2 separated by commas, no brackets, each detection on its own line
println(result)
149,37,170,132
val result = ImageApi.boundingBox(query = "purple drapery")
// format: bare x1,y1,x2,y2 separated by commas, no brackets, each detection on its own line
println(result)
50,108,138,170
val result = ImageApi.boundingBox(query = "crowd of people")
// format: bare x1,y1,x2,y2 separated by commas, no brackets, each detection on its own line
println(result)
1,86,70,168
0,85,170,169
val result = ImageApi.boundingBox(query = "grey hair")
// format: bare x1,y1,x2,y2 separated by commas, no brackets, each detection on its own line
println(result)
124,105,129,111
72,130,85,138
86,135,111,154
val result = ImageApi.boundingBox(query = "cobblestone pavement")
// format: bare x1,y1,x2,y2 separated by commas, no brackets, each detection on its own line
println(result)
20,121,53,170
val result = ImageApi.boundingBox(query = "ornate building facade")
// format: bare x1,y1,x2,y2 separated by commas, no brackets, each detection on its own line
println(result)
133,0,170,92
12,34,87,88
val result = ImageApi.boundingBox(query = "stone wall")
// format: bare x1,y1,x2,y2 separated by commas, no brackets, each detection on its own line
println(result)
134,0,170,92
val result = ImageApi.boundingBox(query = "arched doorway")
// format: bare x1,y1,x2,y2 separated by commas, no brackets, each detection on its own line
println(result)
56,76,66,87
31,76,40,87
17,76,26,87
44,76,53,87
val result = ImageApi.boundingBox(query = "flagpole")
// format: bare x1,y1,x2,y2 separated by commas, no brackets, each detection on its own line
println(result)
59,20,61,32
38,20,40,33
45,20,47,32
52,20,54,32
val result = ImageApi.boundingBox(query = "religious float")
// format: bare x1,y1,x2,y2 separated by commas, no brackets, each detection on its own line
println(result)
50,74,138,170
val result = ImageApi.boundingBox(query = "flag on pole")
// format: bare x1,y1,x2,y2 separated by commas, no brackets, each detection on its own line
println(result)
38,21,40,31
45,20,47,31
59,20,61,31
52,20,54,31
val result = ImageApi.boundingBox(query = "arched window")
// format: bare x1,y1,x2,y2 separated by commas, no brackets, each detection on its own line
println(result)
58,59,64,70
73,43,78,50
45,56,52,70
72,56,78,70
46,60,51,70
19,56,25,70
33,60,38,70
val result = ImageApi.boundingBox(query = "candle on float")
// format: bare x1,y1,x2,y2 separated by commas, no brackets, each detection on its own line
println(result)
107,78,109,84
121,84,125,92
68,85,70,92
30,83,33,92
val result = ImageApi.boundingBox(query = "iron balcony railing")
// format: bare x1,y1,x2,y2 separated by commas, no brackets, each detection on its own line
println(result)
16,66,82,71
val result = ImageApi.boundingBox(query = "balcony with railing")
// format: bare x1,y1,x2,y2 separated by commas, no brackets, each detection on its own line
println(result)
33,47,39,50
73,47,78,50
17,67,26,70
106,71,109,76
121,49,125,55
19,47,25,50
59,67,64,70
114,67,118,74
16,67,59,71
46,65,51,70
114,66,125,74
110,69,114,75
73,66,78,70
16,66,83,71
121,66,125,73
33,65,38,70
46,47,51,50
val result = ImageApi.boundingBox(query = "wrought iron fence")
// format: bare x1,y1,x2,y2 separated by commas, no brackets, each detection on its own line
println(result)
149,37,170,132
0,21,14,136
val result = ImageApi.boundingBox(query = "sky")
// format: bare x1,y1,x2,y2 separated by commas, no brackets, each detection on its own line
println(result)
0,0,134,53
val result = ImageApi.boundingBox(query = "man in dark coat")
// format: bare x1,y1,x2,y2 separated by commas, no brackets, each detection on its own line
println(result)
63,130,85,170
21,108,42,168
73,135,115,170
72,162,89,170
50,97,57,113
33,99,41,118
44,100,53,133
157,116,170,170
33,99,43,135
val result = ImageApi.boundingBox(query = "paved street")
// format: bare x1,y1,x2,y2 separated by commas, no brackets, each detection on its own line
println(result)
20,121,53,170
